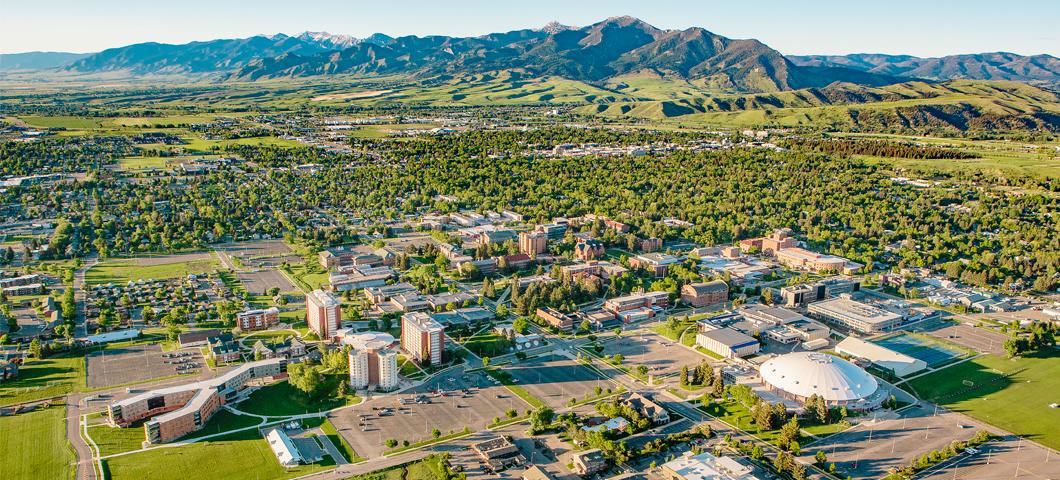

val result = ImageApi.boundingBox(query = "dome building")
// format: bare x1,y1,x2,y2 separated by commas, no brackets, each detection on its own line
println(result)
759,352,883,409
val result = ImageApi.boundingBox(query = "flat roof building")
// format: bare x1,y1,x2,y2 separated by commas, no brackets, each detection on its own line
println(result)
661,451,761,480
401,312,445,366
808,296,904,333
697,327,760,359
306,290,342,340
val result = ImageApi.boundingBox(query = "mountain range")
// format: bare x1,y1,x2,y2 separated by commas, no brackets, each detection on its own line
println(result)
5,17,1059,93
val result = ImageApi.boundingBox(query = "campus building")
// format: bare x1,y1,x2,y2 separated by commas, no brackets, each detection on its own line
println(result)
574,238,605,261
808,296,904,333
401,312,445,366
536,307,574,332
696,327,760,359
107,358,286,444
603,291,670,322
339,331,400,391
518,231,548,256
306,289,342,340
759,352,883,409
680,280,729,309
236,307,280,332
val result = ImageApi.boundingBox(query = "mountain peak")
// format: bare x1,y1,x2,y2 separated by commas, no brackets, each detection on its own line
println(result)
295,31,358,49
538,21,571,34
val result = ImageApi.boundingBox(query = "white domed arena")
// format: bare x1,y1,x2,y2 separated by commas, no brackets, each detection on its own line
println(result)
759,352,884,409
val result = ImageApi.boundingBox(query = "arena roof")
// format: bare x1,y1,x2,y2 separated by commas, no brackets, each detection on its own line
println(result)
760,352,878,402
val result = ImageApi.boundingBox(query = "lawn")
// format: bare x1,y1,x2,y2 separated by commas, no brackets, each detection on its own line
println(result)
651,317,697,346
343,454,452,480
85,255,219,285
88,421,148,458
19,115,103,129
236,378,358,416
282,262,329,292
101,428,332,480
462,333,513,357
239,329,297,348
0,354,85,406
0,404,75,480
906,351,1060,450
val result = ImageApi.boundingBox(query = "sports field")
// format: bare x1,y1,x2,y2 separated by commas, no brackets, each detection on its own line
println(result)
86,253,219,285
907,352,1060,450
871,332,970,367
0,404,75,480
101,428,332,480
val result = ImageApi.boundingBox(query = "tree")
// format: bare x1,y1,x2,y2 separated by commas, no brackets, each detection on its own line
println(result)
529,406,555,433
481,356,490,367
512,317,529,335
289,364,324,397
385,439,397,448
29,338,43,358
815,451,828,466
761,288,774,305
679,365,689,386
432,428,441,438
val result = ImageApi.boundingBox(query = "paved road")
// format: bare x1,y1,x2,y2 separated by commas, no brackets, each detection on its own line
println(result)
73,257,97,338
66,394,98,480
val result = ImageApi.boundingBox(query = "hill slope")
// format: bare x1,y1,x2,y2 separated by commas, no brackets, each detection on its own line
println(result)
0,52,91,71
789,52,1060,85
576,80,1060,132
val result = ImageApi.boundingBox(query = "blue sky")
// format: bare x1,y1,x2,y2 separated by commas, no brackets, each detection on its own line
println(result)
3,0,1058,56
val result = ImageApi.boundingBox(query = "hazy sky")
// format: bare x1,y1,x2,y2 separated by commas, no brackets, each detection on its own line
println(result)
3,0,1058,57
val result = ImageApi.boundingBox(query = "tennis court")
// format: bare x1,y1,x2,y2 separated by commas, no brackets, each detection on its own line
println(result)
871,332,968,367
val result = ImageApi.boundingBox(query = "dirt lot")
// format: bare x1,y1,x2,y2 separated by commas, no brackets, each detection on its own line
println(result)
237,269,296,295
601,332,714,380
330,365,518,459
86,343,202,389
802,403,996,479
503,353,617,409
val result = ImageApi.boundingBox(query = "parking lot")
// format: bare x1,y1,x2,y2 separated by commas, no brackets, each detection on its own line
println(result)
85,343,202,389
601,331,714,380
236,269,296,295
916,433,1060,480
913,318,1007,356
504,353,616,409
329,366,518,459
802,403,994,479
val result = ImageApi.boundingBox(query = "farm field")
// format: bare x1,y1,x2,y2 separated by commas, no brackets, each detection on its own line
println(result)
101,428,332,480
0,404,75,480
86,253,220,285
906,351,1060,450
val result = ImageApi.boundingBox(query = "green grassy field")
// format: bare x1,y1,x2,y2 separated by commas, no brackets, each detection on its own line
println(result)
462,333,512,357
237,378,357,416
101,428,332,480
906,351,1060,450
85,255,220,285
0,355,85,406
0,404,75,480
116,156,171,171
343,454,452,480
320,419,364,463
19,115,104,129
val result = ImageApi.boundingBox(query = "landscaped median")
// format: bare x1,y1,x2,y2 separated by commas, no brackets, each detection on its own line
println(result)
383,427,473,456
480,367,546,409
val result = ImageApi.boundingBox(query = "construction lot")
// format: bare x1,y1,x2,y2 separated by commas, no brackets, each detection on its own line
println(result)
600,332,713,380
802,403,997,479
329,366,520,459
85,343,201,389
504,353,615,409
